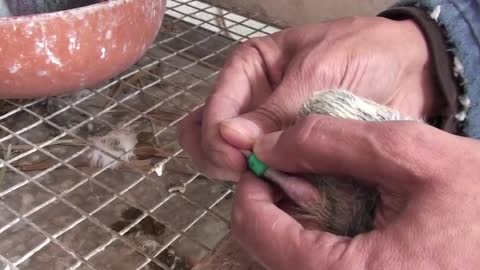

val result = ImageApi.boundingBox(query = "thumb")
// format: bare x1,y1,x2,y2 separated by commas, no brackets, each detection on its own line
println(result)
219,81,310,149
253,114,460,188
232,173,370,270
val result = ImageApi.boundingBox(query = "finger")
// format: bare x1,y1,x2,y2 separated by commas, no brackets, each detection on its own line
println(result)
177,106,203,154
201,37,284,170
177,107,241,181
232,173,364,270
219,77,314,149
218,44,346,149
253,115,464,187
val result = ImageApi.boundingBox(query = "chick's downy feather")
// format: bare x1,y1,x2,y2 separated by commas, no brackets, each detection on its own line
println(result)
87,127,137,169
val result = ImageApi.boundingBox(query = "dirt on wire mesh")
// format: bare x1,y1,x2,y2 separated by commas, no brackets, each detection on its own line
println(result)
0,22,236,269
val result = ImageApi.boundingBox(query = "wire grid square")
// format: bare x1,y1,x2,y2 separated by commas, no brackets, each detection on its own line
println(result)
0,1,280,269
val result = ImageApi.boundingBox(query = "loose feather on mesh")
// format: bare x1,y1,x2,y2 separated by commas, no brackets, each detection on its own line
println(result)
87,127,138,169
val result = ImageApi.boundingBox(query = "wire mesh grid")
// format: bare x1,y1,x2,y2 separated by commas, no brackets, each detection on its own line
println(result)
0,1,280,269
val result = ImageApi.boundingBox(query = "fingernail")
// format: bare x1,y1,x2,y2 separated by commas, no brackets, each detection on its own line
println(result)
220,118,262,148
254,132,281,160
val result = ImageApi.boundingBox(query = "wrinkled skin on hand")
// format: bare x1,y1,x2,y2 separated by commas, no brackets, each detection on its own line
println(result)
177,16,438,182
231,118,480,270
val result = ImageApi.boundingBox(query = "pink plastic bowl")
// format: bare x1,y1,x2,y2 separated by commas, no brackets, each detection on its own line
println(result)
0,0,166,98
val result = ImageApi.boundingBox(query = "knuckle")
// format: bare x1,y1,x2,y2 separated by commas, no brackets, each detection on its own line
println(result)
255,102,292,130
365,122,434,179
365,122,410,158
293,51,341,89
295,52,319,76
237,45,260,64
228,37,268,68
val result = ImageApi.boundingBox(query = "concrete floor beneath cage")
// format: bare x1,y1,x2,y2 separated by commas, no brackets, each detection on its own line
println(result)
0,15,240,270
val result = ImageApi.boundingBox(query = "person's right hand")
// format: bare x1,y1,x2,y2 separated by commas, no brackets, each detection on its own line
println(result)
178,16,439,181
231,116,480,270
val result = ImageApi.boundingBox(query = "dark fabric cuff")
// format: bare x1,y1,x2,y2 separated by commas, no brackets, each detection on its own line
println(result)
377,7,463,135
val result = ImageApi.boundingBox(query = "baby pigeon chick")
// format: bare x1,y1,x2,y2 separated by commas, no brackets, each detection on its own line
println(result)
278,89,420,236
193,90,420,270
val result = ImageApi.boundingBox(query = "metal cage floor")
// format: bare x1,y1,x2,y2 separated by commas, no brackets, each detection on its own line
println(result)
0,1,280,269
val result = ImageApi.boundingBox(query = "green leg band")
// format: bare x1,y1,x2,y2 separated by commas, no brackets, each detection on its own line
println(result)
247,153,269,177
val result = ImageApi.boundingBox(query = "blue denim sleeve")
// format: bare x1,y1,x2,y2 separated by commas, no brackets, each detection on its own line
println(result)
393,0,480,138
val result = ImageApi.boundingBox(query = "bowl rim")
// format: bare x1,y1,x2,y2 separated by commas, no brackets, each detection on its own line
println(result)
0,0,136,23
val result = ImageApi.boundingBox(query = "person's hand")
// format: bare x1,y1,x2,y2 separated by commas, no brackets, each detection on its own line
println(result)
178,16,439,182
231,116,479,270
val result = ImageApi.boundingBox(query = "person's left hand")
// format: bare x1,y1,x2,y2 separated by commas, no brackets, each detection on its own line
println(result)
177,17,437,182
231,115,480,270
